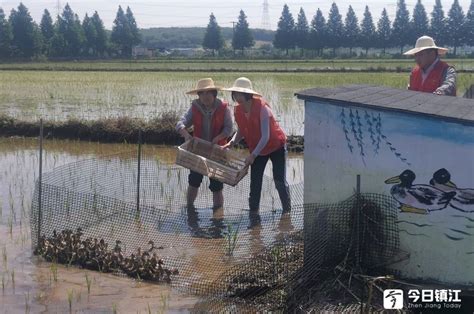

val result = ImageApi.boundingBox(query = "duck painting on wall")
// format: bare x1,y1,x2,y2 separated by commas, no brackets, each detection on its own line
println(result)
385,169,474,215
385,169,456,214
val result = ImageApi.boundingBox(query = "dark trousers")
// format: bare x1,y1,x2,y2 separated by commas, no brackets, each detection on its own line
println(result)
249,145,291,212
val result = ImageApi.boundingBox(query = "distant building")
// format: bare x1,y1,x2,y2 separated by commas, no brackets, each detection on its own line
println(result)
132,46,156,58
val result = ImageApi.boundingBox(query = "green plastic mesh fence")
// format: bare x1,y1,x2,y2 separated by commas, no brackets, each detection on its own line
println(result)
194,194,404,312
30,151,304,291
30,151,405,311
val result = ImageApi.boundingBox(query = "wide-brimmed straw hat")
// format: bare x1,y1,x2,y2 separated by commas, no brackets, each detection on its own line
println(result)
222,77,262,97
186,78,221,95
403,36,448,56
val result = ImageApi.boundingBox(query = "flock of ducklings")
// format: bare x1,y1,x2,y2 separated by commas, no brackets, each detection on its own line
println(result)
34,228,178,283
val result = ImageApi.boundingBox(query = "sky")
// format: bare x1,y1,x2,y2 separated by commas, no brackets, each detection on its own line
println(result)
1,0,472,30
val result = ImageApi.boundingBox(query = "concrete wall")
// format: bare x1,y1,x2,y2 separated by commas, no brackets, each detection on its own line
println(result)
304,99,474,285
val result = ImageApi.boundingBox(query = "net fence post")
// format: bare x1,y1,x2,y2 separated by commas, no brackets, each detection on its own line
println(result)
136,129,142,217
37,118,44,245
356,174,364,313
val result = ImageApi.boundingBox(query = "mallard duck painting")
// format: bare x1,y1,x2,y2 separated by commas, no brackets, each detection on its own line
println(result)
385,169,456,214
430,168,474,213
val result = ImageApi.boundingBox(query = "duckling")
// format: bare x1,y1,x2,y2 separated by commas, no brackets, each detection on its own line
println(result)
385,169,456,214
114,240,122,253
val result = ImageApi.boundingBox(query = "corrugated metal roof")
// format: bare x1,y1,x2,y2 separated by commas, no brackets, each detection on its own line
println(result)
295,85,474,124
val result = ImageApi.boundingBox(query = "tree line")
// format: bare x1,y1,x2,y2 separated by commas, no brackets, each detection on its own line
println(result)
0,3,141,59
1,1,473,60
204,0,474,56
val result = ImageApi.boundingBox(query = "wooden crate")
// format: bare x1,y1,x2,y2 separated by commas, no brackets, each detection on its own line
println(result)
176,138,249,186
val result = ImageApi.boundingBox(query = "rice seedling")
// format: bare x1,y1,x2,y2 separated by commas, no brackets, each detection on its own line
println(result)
8,217,13,239
2,245,6,268
1,273,5,293
24,291,30,313
159,293,169,313
224,221,240,256
67,289,74,313
112,303,118,314
11,269,15,289
85,273,92,296
147,303,152,314
50,262,58,282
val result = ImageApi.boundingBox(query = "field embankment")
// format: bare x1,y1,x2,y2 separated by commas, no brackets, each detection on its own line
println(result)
1,59,474,72
0,114,304,152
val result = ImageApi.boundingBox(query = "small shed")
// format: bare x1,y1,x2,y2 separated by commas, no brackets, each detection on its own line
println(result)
296,85,474,286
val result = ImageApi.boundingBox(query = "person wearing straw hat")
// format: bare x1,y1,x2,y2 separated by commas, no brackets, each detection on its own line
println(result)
222,77,291,214
403,35,456,96
176,78,233,209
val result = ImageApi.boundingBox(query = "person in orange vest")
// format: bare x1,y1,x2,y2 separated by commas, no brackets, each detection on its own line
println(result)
222,77,291,214
176,78,233,209
403,35,456,96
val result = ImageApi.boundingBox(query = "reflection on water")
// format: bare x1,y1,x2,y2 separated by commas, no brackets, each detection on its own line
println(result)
0,137,303,312
186,206,226,239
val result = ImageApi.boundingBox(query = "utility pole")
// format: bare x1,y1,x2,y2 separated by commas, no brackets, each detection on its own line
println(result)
230,21,236,55
262,0,271,30
56,0,61,17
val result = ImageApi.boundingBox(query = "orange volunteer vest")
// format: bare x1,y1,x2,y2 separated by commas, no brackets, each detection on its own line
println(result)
192,100,228,145
409,60,455,95
234,98,286,156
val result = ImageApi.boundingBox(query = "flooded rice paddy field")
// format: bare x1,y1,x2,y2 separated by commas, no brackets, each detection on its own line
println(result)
2,70,472,136
0,71,412,136
0,137,303,313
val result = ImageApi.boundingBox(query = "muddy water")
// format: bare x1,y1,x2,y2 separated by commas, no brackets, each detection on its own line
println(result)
0,137,303,313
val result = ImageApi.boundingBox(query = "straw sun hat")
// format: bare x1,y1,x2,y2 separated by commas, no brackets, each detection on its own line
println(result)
186,78,221,95
403,35,448,56
222,77,262,97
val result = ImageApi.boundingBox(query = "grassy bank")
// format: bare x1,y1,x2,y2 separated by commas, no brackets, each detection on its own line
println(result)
0,114,304,152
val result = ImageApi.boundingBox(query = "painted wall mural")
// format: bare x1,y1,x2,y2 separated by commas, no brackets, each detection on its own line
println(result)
304,100,474,285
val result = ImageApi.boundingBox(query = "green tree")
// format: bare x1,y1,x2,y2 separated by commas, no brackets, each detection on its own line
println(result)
125,6,141,51
446,0,465,55
273,4,295,55
465,0,474,46
91,11,108,57
9,3,41,58
232,10,254,54
310,8,327,56
56,4,84,57
360,6,376,56
326,2,344,56
0,8,13,58
392,0,411,53
82,14,96,56
111,6,141,57
344,5,360,55
429,0,447,45
40,9,54,55
412,0,429,40
295,7,309,53
377,8,392,54
202,13,224,55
